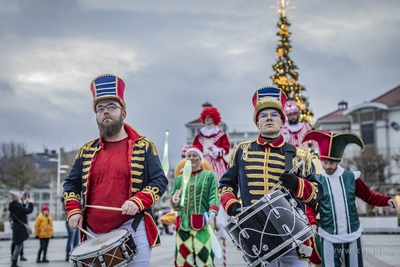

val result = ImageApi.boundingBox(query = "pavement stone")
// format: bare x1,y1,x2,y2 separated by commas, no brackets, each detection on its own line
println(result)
0,234,399,267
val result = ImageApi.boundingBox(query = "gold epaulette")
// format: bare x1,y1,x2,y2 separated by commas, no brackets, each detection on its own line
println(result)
228,140,255,168
142,138,159,156
75,139,97,159
293,147,313,177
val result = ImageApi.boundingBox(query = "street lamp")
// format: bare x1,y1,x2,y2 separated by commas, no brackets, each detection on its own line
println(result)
49,148,70,219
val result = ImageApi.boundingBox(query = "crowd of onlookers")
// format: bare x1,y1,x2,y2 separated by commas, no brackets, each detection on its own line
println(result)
7,191,79,267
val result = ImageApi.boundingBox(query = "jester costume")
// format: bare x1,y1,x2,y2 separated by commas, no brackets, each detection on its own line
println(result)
170,164,219,267
219,86,323,266
63,74,168,251
303,130,393,267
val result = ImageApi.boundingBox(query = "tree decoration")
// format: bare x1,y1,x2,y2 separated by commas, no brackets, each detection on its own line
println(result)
270,0,314,125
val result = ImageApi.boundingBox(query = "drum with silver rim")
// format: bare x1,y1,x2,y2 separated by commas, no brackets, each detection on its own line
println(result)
69,228,138,267
225,188,316,267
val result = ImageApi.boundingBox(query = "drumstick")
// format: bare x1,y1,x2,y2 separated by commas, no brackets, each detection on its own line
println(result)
77,225,99,241
85,205,124,211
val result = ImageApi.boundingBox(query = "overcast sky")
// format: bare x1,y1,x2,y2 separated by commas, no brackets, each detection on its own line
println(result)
1,0,399,166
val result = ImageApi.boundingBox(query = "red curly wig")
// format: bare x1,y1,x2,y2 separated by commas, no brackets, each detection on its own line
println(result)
200,107,221,126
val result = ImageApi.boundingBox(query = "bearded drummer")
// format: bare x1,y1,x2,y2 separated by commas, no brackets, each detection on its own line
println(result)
218,86,323,266
63,74,168,266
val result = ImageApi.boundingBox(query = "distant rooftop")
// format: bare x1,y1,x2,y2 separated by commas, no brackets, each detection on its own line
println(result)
318,108,351,121
371,85,400,107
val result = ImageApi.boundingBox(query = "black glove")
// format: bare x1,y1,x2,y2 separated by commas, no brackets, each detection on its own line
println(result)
35,236,39,239
227,202,241,217
279,172,299,191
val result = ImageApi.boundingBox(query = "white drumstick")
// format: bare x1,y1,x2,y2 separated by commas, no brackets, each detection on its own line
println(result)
77,225,99,241
86,205,124,211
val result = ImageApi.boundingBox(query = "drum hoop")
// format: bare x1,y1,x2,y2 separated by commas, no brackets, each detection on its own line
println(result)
250,226,314,267
227,192,287,234
70,229,133,259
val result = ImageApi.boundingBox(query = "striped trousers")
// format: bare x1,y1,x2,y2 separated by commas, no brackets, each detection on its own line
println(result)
320,236,364,267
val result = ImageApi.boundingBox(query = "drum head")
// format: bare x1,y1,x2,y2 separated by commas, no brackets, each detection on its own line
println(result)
71,228,129,256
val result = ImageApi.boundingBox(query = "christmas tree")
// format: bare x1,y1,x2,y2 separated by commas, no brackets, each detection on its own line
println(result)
270,0,314,125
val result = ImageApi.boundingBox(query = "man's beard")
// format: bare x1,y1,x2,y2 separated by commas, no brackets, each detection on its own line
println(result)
97,113,124,138
288,117,299,125
325,168,337,175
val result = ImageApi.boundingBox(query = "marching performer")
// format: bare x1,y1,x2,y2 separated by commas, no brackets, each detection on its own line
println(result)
281,101,318,150
193,106,230,180
303,130,398,267
170,145,220,267
63,74,168,266
192,106,230,239
219,86,323,267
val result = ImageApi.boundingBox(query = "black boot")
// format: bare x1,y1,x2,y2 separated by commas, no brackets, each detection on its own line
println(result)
42,252,49,263
20,255,27,261
10,260,20,267
36,251,41,263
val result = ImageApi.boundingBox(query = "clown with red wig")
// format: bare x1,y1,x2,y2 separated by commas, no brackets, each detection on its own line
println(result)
193,106,230,180
281,101,318,150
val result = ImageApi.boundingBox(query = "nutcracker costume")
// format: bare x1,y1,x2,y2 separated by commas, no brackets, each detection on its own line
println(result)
63,74,168,266
219,86,323,266
170,145,219,267
303,130,395,267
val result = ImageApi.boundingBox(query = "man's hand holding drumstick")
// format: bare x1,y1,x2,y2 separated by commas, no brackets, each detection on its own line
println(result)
68,200,140,230
121,200,140,216
69,214,84,230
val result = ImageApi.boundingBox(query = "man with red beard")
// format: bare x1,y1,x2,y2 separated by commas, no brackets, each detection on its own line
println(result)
63,74,168,266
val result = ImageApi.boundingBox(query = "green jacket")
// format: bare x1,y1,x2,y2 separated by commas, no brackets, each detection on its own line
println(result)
170,169,219,231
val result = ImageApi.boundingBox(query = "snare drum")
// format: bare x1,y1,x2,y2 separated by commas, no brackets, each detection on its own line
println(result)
69,228,138,267
225,189,315,267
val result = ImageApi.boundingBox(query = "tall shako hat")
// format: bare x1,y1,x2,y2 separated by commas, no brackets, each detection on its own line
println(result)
284,100,301,115
302,130,365,162
91,74,126,112
252,86,287,125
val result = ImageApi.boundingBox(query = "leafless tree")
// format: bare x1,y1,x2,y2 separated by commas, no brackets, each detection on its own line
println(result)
0,142,41,190
342,149,391,216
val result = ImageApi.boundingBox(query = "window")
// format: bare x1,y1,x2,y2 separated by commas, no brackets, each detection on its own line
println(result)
375,109,383,120
361,112,373,122
361,123,374,145
351,113,359,123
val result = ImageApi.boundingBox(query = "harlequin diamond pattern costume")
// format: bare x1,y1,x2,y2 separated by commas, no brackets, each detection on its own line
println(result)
218,86,323,265
281,101,318,150
193,106,230,240
303,130,393,267
63,74,168,250
170,146,219,267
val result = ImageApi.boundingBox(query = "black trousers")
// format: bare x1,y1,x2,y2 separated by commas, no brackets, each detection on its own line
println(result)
37,238,50,259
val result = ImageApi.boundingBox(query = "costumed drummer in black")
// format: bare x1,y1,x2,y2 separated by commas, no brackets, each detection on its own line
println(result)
218,86,323,267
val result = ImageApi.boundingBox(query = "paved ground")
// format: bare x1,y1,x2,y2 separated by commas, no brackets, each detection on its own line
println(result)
0,234,400,266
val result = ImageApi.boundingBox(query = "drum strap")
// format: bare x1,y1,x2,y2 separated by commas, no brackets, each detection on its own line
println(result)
130,212,144,232
284,143,296,172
